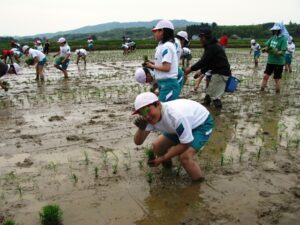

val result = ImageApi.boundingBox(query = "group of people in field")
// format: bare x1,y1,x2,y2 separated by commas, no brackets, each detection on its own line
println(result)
132,20,296,181
0,20,296,181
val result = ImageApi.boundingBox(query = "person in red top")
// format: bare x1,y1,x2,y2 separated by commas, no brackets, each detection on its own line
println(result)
219,33,228,50
1,50,15,64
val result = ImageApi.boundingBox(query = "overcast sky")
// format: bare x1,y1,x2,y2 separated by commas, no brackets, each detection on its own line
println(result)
1,0,299,36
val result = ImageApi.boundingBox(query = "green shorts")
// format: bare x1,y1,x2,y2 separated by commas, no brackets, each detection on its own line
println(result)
55,56,70,70
157,78,180,102
163,114,214,151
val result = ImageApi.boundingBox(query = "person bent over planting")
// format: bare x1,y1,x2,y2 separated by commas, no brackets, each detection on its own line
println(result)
0,61,21,91
53,37,71,78
22,45,47,81
133,92,214,181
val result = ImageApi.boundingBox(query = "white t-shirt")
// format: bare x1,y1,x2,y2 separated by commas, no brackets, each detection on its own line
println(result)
77,49,87,56
154,41,178,80
29,49,46,62
174,38,182,61
146,99,210,144
251,43,261,52
35,45,44,52
286,42,295,55
60,44,71,57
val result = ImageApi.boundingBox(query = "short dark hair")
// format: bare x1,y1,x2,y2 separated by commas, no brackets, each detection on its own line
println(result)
199,28,212,39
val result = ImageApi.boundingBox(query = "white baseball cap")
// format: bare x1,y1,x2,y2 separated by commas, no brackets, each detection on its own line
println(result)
250,39,256,44
152,20,174,31
177,31,189,42
133,92,159,115
135,68,146,85
22,45,30,53
270,23,281,30
35,40,42,44
57,37,66,43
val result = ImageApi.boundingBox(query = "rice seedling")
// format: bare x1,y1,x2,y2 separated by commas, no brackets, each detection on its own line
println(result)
70,173,78,184
112,163,118,174
3,220,17,225
16,184,23,199
94,166,99,178
220,150,225,166
146,172,153,183
257,147,262,161
84,151,89,165
138,160,144,169
39,204,63,225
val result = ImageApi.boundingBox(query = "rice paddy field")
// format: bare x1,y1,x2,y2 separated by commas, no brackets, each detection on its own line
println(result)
0,48,299,225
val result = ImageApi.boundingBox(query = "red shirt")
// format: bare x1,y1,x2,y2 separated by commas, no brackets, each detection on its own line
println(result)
2,50,14,56
219,35,228,47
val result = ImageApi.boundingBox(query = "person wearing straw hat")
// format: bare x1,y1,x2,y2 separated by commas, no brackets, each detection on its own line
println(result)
261,23,288,93
53,37,71,78
75,49,87,65
144,20,180,102
22,45,47,81
250,39,261,67
184,28,231,110
0,61,21,91
132,92,214,181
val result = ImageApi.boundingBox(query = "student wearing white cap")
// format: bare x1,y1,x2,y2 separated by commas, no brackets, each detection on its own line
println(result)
144,20,180,102
75,49,87,65
133,92,214,181
0,61,21,91
53,37,71,78
176,31,192,69
249,39,261,67
23,45,47,81
135,67,158,93
34,39,44,52
261,23,288,93
284,36,295,73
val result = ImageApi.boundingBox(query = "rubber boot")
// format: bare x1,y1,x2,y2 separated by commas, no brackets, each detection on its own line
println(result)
202,95,211,106
213,99,222,109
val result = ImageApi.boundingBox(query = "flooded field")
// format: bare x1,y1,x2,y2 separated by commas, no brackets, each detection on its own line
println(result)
0,49,300,225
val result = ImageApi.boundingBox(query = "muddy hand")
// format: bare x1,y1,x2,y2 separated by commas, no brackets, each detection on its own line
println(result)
134,116,148,130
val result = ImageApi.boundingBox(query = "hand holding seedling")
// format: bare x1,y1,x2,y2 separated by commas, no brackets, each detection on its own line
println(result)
134,116,148,130
149,156,165,167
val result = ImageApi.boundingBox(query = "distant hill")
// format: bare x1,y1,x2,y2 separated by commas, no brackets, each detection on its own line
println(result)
17,19,200,39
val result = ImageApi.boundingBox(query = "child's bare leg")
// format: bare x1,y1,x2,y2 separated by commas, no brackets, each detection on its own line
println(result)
179,148,204,181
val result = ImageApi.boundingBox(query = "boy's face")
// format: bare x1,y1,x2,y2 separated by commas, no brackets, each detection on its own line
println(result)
139,102,161,125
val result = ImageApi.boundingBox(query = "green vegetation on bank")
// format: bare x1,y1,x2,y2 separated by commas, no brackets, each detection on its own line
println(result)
0,22,299,51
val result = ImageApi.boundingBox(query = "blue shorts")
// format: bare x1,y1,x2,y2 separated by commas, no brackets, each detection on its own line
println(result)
55,57,70,70
177,67,184,91
254,51,261,59
285,54,292,64
157,78,180,102
163,114,214,151
38,57,47,66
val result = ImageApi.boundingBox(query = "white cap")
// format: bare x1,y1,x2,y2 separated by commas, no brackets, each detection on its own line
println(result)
152,20,174,31
75,49,79,54
57,37,66,43
22,45,30,53
35,40,42,44
250,39,256,44
135,68,146,85
288,36,293,42
177,31,189,42
133,92,159,115
270,23,281,30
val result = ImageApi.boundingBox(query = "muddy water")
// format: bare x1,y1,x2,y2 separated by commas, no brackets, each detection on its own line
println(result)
0,49,300,225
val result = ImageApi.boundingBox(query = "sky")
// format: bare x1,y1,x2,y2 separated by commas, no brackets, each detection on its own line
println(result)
1,0,299,36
